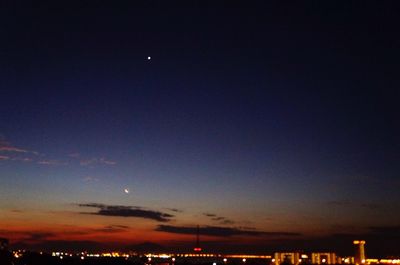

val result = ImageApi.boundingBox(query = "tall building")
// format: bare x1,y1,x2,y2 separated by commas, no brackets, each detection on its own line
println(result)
353,240,366,265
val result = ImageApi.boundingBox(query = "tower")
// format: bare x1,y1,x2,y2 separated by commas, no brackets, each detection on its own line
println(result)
194,225,202,252
353,240,366,265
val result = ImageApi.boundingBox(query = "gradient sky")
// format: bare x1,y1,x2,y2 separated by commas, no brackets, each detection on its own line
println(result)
1,1,400,257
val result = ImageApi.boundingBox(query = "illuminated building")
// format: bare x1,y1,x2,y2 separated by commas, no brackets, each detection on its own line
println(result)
353,240,366,265
311,253,337,264
274,252,301,265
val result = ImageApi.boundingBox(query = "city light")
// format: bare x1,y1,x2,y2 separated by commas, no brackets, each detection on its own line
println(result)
6,241,400,265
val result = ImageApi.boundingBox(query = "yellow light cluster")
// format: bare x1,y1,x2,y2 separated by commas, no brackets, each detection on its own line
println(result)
12,250,25,259
145,253,171,258
101,252,120,257
52,252,74,257
87,254,100,257
379,259,400,264
225,255,272,259
183,253,216,257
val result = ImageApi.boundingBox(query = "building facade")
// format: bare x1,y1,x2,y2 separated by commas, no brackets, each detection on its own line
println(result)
274,252,301,265
311,253,337,264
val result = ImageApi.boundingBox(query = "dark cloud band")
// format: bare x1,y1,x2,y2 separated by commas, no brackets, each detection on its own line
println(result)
78,203,173,222
156,225,300,237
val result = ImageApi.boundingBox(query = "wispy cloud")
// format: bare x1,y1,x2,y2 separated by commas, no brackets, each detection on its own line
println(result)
0,225,130,242
78,203,173,222
217,219,235,225
203,213,235,225
156,225,300,237
166,208,183,213
0,155,9,160
0,230,56,243
79,157,116,166
0,138,62,165
37,159,67,166
67,152,116,166
236,226,257,231
11,157,33,162
27,232,56,242
203,213,216,217
94,225,130,233
0,139,117,168
10,209,23,213
0,139,38,155
99,158,117,165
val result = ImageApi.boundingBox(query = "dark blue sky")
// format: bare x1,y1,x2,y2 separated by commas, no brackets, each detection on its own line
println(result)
1,1,400,256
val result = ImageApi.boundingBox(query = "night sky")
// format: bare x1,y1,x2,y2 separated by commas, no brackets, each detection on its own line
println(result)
1,1,400,257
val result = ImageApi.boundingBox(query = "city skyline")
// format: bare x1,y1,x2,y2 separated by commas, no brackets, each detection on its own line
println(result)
1,1,399,257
